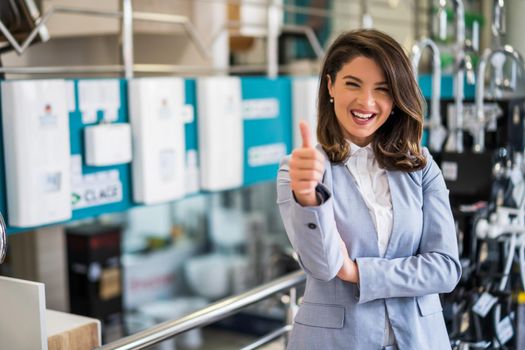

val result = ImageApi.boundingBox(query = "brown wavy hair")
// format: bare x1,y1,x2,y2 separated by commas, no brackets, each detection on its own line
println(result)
317,29,426,171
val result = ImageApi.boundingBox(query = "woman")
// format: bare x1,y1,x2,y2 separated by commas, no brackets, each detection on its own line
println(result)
277,29,461,350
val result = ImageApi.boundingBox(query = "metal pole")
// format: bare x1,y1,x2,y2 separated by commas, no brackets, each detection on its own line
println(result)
266,0,280,78
454,0,465,153
442,0,466,153
0,65,123,74
0,63,302,75
414,0,421,40
121,0,134,79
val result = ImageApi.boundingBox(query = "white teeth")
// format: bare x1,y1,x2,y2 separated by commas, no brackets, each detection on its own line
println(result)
352,111,374,119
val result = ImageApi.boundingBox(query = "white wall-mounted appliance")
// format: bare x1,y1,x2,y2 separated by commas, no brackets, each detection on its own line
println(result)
84,122,133,166
197,77,243,191
1,79,72,227
292,77,319,148
129,78,186,204
77,79,120,124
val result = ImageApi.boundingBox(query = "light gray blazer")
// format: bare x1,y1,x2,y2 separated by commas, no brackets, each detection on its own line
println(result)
277,146,461,350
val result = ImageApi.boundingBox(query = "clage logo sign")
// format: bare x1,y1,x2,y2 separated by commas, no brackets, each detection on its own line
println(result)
71,172,123,209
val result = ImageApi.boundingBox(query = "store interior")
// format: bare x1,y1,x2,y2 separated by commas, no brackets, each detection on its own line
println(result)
2,1,525,349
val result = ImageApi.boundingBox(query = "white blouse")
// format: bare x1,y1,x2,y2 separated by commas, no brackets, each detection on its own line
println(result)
345,142,396,346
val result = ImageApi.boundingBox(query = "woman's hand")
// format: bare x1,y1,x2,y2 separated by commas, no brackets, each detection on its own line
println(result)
289,121,325,207
337,236,359,283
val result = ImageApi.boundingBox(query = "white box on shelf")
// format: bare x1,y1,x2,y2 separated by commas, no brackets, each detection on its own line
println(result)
1,79,72,227
84,123,132,166
129,78,186,204
292,77,319,148
197,77,243,191
0,276,47,350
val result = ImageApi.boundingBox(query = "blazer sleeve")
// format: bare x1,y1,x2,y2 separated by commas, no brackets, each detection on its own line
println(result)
276,153,343,282
355,148,462,304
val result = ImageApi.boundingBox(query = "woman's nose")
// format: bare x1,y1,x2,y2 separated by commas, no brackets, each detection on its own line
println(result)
357,89,376,107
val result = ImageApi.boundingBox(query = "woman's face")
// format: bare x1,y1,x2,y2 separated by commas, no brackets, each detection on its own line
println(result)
327,56,394,147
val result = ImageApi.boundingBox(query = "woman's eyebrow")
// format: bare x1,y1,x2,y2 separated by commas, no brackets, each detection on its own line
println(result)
342,75,362,82
342,75,388,86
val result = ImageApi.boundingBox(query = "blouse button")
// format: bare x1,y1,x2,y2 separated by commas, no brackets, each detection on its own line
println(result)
307,223,317,229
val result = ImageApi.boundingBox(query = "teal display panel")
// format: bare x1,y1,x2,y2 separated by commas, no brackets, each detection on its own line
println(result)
242,77,293,186
1,78,201,234
184,79,198,157
68,79,133,222
0,79,134,234
418,74,476,148
418,74,476,100
0,76,293,233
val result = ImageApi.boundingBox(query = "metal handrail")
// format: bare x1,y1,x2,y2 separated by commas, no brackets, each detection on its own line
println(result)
0,63,304,75
97,270,306,350
240,325,293,350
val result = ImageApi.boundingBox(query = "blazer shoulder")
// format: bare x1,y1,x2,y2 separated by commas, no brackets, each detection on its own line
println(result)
420,147,447,193
406,147,439,188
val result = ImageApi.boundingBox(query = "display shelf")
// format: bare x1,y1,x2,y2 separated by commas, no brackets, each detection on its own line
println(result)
0,77,294,234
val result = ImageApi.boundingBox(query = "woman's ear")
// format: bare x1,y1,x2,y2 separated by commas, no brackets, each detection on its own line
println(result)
326,74,334,98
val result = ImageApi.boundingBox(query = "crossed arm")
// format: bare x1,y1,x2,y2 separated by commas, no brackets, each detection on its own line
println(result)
277,151,461,304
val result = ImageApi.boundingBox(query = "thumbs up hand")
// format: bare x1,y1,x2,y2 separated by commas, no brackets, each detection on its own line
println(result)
289,121,325,206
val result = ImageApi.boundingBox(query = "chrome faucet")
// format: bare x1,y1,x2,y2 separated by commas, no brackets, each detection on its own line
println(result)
489,0,519,93
439,0,467,153
474,45,524,153
463,54,476,85
492,0,506,48
437,0,448,41
411,38,445,152
0,213,6,264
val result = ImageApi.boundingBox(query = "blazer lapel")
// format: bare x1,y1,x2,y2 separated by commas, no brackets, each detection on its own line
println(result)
385,170,400,258
338,164,380,257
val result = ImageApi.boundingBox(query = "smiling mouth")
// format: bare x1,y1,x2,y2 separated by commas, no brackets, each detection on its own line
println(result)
351,111,376,120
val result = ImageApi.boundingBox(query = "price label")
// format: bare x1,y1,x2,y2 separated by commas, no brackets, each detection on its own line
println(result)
496,315,514,345
472,292,498,318
441,161,458,181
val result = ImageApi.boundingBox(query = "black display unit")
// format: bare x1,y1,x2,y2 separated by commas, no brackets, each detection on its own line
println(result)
66,224,123,341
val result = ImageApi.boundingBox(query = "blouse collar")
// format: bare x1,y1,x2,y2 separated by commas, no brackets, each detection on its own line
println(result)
348,140,373,157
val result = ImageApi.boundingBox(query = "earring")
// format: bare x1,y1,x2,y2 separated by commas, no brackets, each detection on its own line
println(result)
330,97,334,103
390,110,394,115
